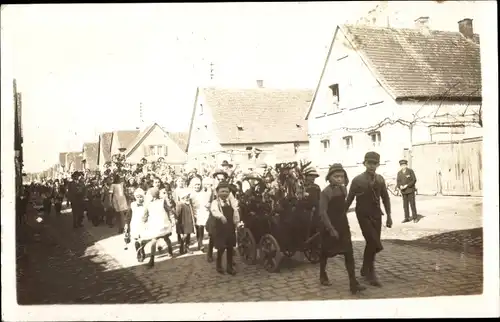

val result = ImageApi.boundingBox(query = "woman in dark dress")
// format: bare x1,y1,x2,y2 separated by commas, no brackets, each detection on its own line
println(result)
319,163,365,294
209,181,239,275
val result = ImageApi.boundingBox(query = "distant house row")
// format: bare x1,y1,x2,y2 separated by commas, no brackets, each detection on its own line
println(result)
57,123,189,173
54,17,482,195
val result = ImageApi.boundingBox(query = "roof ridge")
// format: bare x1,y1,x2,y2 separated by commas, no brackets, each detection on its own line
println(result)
342,23,481,37
201,87,314,92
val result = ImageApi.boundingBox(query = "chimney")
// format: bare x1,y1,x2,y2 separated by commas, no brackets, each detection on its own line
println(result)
458,18,473,40
256,80,264,88
414,16,430,34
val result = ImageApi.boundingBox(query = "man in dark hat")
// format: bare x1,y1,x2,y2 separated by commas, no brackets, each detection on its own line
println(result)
319,163,365,294
68,171,86,228
346,151,392,287
397,159,418,223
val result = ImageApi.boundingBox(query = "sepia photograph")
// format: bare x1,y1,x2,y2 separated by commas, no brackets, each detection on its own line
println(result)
1,1,498,320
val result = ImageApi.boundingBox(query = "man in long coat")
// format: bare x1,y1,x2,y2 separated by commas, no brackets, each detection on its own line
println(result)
396,159,418,223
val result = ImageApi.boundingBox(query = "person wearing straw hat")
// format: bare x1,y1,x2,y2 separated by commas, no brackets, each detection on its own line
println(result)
346,151,392,287
318,163,366,294
397,159,418,223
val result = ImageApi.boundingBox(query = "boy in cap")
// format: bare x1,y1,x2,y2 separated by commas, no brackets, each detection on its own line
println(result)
397,159,418,223
319,163,365,294
346,151,392,287
210,181,240,275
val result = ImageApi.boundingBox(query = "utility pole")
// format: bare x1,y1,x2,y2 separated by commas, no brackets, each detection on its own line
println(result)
139,102,144,129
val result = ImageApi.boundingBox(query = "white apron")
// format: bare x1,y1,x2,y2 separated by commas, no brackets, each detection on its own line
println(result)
142,199,173,240
191,190,211,226
129,202,146,239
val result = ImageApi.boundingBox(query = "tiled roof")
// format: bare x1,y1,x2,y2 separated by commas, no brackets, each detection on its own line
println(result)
82,142,99,170
125,124,156,156
168,131,189,152
99,132,114,163
112,130,140,155
202,88,313,144
340,24,481,99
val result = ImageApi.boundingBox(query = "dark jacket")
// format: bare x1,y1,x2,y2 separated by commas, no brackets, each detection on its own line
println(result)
396,168,417,195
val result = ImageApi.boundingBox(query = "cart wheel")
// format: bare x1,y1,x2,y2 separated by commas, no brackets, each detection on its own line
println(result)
303,235,321,264
237,227,257,265
259,234,282,273
283,250,296,258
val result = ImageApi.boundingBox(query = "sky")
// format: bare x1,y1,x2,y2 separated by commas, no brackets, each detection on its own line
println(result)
1,1,488,172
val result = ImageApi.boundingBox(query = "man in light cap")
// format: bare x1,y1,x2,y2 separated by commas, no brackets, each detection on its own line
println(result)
346,151,392,288
397,159,418,223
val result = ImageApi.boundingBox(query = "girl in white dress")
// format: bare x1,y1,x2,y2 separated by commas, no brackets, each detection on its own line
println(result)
189,177,212,251
130,188,147,262
141,187,174,268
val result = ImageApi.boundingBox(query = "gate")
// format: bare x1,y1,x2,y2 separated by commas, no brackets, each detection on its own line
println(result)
411,137,482,196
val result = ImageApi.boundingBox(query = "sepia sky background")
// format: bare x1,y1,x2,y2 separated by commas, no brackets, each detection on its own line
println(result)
1,1,486,172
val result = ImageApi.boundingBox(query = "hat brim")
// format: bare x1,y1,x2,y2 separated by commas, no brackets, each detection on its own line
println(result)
212,171,229,179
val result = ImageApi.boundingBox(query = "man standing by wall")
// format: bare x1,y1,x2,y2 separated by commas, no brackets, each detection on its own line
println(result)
396,159,418,223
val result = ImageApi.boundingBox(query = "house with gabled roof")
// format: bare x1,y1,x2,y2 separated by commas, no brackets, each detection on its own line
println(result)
82,142,99,171
124,123,188,165
97,130,140,170
305,18,482,183
186,82,313,170
97,124,188,170
65,152,83,173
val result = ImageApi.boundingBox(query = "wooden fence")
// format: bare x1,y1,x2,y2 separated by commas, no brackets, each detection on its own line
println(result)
411,137,483,196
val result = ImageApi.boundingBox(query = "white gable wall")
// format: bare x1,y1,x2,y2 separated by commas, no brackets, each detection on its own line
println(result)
308,28,401,178
187,91,224,168
127,125,188,165
307,28,483,181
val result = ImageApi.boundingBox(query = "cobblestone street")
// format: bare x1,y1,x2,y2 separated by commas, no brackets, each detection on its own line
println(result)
16,196,483,304
16,205,157,304
84,195,483,303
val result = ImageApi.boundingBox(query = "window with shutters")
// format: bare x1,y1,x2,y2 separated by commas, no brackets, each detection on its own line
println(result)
164,145,168,156
157,145,163,156
149,145,155,156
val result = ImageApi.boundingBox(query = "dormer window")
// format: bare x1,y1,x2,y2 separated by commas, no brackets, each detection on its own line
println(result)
237,125,244,131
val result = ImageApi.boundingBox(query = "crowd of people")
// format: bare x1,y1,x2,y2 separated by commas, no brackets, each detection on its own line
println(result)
21,159,247,274
19,151,418,295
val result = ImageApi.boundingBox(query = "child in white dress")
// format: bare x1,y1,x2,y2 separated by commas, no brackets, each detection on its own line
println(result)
130,188,147,262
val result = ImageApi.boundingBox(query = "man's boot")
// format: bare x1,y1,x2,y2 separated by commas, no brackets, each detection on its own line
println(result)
320,270,331,286
216,250,224,274
367,265,382,287
206,237,214,262
319,256,331,286
178,236,185,255
135,241,145,262
226,248,236,275
147,256,154,268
